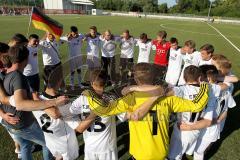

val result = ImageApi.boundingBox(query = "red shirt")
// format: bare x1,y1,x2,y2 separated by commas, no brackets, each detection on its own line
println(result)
152,40,171,66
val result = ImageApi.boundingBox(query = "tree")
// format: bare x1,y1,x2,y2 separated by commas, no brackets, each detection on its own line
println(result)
158,3,168,13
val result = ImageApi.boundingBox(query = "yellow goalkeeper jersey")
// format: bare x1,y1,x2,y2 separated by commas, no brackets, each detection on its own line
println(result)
84,83,209,160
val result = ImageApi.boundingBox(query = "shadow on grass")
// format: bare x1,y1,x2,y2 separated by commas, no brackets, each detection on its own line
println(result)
205,81,240,159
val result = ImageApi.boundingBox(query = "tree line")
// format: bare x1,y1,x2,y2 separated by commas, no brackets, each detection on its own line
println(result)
92,0,240,18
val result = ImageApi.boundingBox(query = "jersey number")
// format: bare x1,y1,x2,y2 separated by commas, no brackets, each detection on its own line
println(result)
149,111,158,135
87,116,106,132
40,114,53,134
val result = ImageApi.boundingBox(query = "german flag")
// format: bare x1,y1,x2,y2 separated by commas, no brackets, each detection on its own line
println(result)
31,7,63,40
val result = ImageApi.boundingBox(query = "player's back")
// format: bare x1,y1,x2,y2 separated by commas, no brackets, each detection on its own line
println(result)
33,94,79,159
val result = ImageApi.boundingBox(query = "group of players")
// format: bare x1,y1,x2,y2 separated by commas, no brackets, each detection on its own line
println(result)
0,25,238,160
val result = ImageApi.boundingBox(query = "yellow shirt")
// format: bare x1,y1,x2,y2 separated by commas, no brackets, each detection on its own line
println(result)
84,83,209,160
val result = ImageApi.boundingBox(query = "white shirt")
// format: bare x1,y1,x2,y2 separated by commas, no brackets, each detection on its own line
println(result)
178,51,201,85
136,40,152,63
100,36,120,58
70,93,125,153
165,48,183,86
33,94,79,160
173,84,213,142
39,38,61,66
23,46,39,76
86,35,100,57
61,34,84,57
119,37,137,58
199,58,213,66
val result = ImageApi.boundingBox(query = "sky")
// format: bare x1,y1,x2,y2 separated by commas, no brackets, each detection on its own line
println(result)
158,0,177,7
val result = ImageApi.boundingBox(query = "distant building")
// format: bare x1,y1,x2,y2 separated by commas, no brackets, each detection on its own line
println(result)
43,0,94,14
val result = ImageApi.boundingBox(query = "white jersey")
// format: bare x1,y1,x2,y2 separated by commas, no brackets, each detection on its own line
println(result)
23,46,39,76
61,34,84,57
100,36,120,58
165,48,183,86
199,58,212,66
198,84,222,142
39,38,61,66
119,37,137,58
86,35,100,57
178,51,201,85
136,40,152,63
70,93,125,154
33,94,79,160
169,84,213,159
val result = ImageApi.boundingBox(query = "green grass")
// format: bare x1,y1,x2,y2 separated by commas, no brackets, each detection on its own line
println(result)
0,15,240,160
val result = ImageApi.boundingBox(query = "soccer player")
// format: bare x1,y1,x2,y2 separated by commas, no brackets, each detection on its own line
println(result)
152,30,171,68
70,70,126,160
99,29,120,85
168,65,214,160
84,26,101,70
199,44,214,66
39,32,65,91
23,34,40,100
119,29,136,84
82,63,209,160
178,40,201,85
32,72,79,160
178,65,231,160
61,26,85,90
8,33,28,47
165,37,183,86
136,33,152,63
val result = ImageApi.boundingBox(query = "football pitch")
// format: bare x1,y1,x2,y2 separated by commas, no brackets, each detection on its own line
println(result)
0,15,240,160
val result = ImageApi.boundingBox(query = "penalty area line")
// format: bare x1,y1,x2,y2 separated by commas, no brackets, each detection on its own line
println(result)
206,22,240,54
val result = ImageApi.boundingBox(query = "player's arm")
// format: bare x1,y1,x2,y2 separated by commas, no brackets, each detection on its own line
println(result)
218,75,239,83
179,119,212,131
170,83,209,113
12,89,68,111
75,111,96,133
216,111,228,124
44,107,62,119
218,82,229,91
0,82,10,105
83,90,133,116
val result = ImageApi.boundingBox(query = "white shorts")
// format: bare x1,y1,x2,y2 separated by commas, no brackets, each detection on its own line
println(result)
193,138,213,160
84,149,117,160
168,126,199,160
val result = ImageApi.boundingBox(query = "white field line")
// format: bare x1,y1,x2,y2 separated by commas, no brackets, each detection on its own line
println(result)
207,22,240,54
160,23,240,39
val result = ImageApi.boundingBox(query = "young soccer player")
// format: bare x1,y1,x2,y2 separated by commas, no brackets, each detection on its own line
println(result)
136,33,152,63
165,37,183,86
100,29,120,85
32,73,79,160
8,33,28,47
23,34,40,100
152,30,171,67
82,63,209,160
84,26,101,70
61,26,85,89
70,70,126,160
119,29,136,83
39,33,65,91
199,44,214,66
178,65,231,160
168,65,214,160
178,40,201,85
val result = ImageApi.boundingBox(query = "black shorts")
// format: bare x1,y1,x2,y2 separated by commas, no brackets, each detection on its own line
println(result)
26,73,40,92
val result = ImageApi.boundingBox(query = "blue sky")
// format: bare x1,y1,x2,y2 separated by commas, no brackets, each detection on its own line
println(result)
158,0,177,7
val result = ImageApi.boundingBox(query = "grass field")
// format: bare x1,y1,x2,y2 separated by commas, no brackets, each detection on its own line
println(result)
0,15,240,160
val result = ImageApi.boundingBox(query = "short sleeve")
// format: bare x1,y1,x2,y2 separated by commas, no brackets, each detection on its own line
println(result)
12,73,29,92
70,95,88,114
60,36,68,42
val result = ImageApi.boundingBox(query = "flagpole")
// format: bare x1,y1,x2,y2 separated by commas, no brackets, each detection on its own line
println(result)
27,7,34,37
